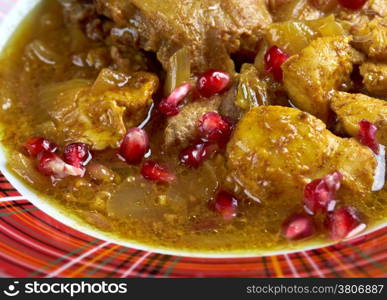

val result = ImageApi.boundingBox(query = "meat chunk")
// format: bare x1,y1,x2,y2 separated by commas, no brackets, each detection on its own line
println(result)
359,61,387,97
282,36,360,122
227,106,377,203
164,97,221,150
352,17,387,61
96,0,272,73
37,69,158,150
330,92,387,146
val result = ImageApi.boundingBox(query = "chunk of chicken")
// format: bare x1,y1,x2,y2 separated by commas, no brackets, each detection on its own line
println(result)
330,92,387,146
164,97,221,150
352,17,387,61
282,36,360,123
359,61,387,97
96,0,272,73
227,106,377,203
38,69,158,150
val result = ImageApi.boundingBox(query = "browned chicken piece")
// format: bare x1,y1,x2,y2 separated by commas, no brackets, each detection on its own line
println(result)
96,0,272,73
330,91,387,146
163,83,241,151
351,17,387,61
227,106,377,203
37,69,158,150
359,61,387,97
163,97,221,150
282,36,360,123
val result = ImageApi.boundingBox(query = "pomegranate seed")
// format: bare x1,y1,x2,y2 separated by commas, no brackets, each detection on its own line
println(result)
304,171,343,214
119,128,149,165
282,213,316,241
212,191,238,220
179,142,218,168
338,0,367,10
63,143,92,168
197,70,231,98
324,207,366,240
37,152,85,179
264,46,290,81
358,120,379,154
198,112,233,144
159,83,193,116
141,160,176,184
23,137,57,158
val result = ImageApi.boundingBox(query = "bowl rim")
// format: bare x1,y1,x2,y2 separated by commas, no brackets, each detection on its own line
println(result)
0,0,385,259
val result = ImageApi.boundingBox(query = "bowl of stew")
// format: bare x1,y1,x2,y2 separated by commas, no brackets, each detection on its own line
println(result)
0,0,386,259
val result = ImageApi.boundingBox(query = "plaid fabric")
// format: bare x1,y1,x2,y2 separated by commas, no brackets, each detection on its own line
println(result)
0,0,386,278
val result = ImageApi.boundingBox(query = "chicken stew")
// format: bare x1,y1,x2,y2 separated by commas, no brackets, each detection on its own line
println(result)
0,0,386,253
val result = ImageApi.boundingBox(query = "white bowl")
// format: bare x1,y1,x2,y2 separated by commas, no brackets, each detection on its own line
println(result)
0,0,385,258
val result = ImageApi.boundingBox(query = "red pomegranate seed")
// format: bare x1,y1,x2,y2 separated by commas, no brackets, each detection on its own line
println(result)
282,213,316,240
324,206,366,240
197,70,231,98
304,171,343,214
159,83,193,116
119,128,149,165
198,112,233,144
23,137,57,158
264,46,290,81
358,120,379,154
213,191,238,220
338,0,367,10
141,160,176,184
63,143,92,168
179,142,218,168
37,152,85,179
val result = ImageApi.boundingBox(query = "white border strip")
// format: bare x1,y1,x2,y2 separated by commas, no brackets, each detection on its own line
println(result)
0,196,25,202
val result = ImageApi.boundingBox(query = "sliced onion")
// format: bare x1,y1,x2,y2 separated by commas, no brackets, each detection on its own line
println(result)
164,47,191,95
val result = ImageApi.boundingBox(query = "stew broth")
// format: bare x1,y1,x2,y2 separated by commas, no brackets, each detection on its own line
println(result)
0,0,386,254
